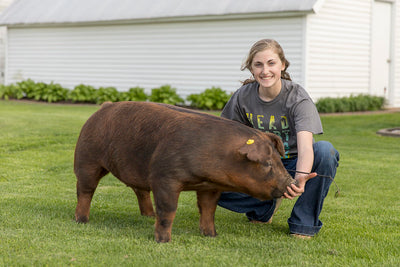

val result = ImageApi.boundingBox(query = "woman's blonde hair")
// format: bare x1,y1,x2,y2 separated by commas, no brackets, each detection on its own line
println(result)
241,39,291,85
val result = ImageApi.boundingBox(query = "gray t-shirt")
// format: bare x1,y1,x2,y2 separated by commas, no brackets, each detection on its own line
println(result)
221,79,323,158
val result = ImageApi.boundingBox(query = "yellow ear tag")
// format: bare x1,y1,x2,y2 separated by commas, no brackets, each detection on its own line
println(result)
246,139,255,145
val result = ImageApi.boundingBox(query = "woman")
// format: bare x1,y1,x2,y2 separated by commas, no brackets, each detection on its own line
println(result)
218,39,340,239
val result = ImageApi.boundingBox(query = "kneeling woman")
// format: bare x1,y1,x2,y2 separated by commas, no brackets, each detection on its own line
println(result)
218,39,340,239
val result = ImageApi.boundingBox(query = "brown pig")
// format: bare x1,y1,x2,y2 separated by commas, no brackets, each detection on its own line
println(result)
74,101,296,242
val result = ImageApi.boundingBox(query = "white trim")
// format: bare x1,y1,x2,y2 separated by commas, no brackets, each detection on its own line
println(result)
3,26,7,85
376,0,395,3
388,0,396,106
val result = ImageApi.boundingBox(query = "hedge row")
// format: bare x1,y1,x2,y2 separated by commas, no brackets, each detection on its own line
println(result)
0,79,230,110
315,94,385,113
0,79,386,112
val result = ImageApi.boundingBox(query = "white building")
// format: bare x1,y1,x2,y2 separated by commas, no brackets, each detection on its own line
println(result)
0,0,399,107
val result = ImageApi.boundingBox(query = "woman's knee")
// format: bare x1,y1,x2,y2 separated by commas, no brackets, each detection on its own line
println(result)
313,141,340,164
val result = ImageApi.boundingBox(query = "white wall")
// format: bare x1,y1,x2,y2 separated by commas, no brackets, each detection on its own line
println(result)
305,0,372,100
5,16,305,98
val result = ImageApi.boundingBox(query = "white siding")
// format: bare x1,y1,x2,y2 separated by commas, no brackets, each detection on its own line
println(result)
5,16,305,98
305,0,371,100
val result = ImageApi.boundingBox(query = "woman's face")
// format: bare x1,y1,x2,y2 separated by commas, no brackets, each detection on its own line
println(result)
250,49,285,92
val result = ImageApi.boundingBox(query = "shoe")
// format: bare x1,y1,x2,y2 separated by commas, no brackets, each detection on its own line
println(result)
249,197,283,224
290,233,313,240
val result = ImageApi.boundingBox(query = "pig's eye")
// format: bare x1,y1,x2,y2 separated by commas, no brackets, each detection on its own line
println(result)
264,160,272,167
262,161,272,172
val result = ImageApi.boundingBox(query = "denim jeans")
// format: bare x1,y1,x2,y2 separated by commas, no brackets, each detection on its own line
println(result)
218,141,340,236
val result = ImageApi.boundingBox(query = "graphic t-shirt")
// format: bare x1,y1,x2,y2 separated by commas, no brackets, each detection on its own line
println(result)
221,79,323,158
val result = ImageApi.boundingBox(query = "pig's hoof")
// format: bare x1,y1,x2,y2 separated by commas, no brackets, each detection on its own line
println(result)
141,212,155,218
155,231,171,243
155,235,171,243
75,215,89,223
200,229,217,237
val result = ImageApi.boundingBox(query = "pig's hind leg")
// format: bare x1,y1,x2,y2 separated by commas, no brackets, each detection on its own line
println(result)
75,165,109,223
132,188,155,217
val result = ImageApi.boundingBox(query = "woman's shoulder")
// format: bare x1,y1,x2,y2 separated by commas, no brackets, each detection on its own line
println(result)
235,81,258,97
282,79,312,101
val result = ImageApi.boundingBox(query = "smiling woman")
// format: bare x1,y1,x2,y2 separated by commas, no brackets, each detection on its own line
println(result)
217,39,340,239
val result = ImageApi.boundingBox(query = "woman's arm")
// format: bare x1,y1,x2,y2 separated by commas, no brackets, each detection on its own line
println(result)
284,131,316,199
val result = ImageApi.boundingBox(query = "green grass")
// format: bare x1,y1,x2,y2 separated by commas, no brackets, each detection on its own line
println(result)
1,100,399,266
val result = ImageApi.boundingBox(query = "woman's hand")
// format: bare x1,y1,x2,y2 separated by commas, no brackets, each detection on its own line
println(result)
283,172,317,199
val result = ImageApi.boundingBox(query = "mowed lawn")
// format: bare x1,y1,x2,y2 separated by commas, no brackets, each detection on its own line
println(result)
0,100,399,266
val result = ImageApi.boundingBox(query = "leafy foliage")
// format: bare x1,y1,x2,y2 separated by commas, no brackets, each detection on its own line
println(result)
0,79,387,113
118,87,148,102
68,84,98,103
95,87,120,104
0,84,24,100
316,94,385,113
19,79,69,103
187,87,230,110
149,85,184,105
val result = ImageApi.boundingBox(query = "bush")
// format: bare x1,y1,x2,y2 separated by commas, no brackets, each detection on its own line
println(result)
2,79,385,113
149,85,184,105
14,79,69,103
118,87,148,102
43,82,70,103
0,84,24,100
15,79,33,99
95,87,120,104
68,84,97,103
316,94,385,113
187,87,230,110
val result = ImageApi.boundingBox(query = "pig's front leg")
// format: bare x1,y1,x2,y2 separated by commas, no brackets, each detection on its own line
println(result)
197,190,221,237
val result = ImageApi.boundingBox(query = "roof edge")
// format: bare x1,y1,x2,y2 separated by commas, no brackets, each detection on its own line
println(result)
311,0,326,14
0,10,313,28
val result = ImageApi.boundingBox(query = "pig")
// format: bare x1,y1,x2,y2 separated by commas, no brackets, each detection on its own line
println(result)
74,101,296,242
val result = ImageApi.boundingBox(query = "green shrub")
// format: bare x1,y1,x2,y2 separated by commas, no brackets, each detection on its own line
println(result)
42,82,69,103
15,80,69,103
316,94,385,113
0,84,24,100
187,87,230,110
68,84,97,103
118,87,148,102
95,87,120,104
149,85,184,105
16,79,36,99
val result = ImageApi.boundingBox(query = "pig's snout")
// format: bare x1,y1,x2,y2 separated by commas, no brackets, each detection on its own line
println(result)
290,177,299,187
271,175,297,199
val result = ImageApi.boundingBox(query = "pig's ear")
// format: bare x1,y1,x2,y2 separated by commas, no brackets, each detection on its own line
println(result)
264,132,285,157
238,138,270,163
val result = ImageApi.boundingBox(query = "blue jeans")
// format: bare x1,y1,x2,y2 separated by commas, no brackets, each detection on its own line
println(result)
218,141,340,236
